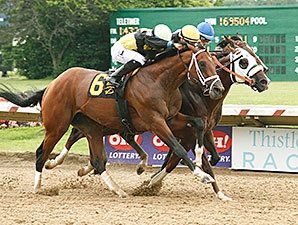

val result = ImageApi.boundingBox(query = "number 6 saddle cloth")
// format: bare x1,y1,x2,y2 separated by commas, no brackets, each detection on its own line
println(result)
88,72,116,98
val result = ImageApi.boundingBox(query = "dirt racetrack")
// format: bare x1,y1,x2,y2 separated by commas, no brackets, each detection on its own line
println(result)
0,152,297,225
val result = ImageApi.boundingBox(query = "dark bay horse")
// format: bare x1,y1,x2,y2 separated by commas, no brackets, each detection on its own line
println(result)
0,44,225,197
45,36,269,201
148,36,270,200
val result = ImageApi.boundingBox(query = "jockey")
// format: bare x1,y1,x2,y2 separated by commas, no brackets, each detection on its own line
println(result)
197,22,215,47
172,24,201,46
107,24,173,86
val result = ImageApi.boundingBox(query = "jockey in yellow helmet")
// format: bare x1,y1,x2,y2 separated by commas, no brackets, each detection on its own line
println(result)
172,25,201,46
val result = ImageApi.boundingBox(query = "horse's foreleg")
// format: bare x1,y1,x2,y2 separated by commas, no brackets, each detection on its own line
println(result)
45,128,85,169
121,133,148,175
193,140,204,167
185,117,206,168
201,154,232,201
151,119,214,184
150,149,173,179
149,151,177,187
204,130,220,166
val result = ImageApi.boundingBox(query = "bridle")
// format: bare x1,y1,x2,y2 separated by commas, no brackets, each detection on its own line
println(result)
178,48,220,91
211,46,266,86
212,54,254,85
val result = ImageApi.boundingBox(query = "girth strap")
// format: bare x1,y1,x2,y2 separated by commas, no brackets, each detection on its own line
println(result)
115,75,137,137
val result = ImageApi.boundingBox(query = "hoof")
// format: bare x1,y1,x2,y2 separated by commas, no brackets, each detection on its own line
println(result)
217,191,232,201
136,165,145,175
193,167,215,184
201,175,215,184
209,155,220,166
44,160,55,170
33,186,41,194
116,190,128,198
77,168,85,177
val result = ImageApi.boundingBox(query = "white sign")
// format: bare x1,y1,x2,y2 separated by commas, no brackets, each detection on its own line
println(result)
232,127,298,173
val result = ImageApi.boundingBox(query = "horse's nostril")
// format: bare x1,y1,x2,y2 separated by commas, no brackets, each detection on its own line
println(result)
215,85,225,93
203,89,210,96
260,79,268,86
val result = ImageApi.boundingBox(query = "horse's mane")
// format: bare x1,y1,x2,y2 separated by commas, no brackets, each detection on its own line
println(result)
144,41,196,66
144,48,178,66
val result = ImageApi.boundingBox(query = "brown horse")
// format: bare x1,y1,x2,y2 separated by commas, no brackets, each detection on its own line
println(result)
44,36,269,200
0,44,225,197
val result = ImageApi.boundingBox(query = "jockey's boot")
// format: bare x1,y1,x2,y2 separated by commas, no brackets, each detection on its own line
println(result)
107,60,142,86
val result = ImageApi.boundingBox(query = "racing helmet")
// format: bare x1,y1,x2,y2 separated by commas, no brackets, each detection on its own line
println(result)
197,22,215,41
180,25,200,44
153,24,172,41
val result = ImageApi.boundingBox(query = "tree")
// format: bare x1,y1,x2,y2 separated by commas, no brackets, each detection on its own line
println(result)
0,0,221,79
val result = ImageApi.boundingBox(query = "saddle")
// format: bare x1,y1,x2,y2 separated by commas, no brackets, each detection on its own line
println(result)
87,70,137,136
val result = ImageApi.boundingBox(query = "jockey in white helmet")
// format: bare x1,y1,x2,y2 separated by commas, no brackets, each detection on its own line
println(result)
107,24,173,86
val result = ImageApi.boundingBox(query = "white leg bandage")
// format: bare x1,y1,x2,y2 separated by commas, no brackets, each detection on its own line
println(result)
193,143,204,167
33,171,42,193
101,171,127,198
149,168,168,187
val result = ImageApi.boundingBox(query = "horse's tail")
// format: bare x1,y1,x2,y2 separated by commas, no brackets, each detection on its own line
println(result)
0,83,46,107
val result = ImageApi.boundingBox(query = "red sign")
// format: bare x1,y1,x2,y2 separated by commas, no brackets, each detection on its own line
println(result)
108,134,142,150
212,130,232,153
151,135,169,152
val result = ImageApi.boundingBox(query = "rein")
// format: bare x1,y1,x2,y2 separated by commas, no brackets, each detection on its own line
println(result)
211,55,253,85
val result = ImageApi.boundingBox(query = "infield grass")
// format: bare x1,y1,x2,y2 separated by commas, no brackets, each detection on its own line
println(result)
0,126,89,155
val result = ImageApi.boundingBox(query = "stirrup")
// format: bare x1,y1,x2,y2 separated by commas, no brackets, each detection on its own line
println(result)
106,77,120,86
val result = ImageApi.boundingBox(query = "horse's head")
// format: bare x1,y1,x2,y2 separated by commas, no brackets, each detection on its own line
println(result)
217,35,270,92
184,43,225,100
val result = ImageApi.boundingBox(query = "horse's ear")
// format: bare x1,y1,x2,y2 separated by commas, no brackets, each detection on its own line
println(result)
231,34,243,41
186,42,196,51
217,38,228,49
225,37,236,48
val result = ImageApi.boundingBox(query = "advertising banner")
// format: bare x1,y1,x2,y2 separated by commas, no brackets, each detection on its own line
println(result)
208,126,232,168
232,127,298,173
105,126,232,168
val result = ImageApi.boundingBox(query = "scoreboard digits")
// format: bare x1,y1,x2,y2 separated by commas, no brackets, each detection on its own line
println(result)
218,16,267,26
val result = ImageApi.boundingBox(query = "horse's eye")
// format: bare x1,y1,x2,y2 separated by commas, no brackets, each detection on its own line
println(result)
239,58,249,69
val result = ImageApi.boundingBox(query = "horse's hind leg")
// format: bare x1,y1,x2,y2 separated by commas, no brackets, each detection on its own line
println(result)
87,130,127,197
70,113,127,197
45,128,85,169
34,125,69,193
